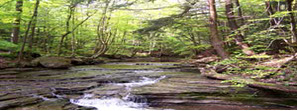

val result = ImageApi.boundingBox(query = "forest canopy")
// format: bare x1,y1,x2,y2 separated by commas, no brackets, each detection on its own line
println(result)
0,0,297,60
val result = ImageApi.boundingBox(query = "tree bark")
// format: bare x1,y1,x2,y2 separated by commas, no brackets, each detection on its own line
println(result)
225,0,255,56
58,6,74,56
71,8,76,57
92,0,114,58
265,1,275,26
18,0,40,61
28,0,40,54
287,0,297,43
57,5,96,56
208,0,229,59
11,0,23,44
234,0,244,25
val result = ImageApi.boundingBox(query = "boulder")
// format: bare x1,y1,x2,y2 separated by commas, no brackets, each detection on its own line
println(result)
70,58,85,65
71,57,104,65
31,57,71,69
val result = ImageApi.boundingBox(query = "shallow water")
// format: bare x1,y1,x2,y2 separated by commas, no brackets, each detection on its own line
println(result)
0,62,297,110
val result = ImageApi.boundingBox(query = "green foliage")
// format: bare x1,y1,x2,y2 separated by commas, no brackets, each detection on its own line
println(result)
0,0,296,64
221,78,248,87
212,55,278,79
0,53,16,58
213,58,250,67
0,39,17,51
239,54,272,60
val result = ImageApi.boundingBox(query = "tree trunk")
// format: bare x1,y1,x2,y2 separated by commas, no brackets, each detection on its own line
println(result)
58,6,74,56
92,0,113,58
287,0,297,43
189,31,200,55
234,0,244,25
57,5,96,56
208,0,229,59
225,0,255,56
265,1,277,26
28,0,40,54
71,8,76,57
11,0,23,44
18,0,40,62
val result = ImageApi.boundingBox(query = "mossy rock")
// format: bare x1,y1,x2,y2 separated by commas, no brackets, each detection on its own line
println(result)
31,57,71,69
71,57,104,65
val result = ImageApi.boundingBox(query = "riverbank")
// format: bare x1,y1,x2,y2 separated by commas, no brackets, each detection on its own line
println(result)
1,61,297,110
0,56,106,70
2,55,297,97
0,56,185,70
191,54,297,97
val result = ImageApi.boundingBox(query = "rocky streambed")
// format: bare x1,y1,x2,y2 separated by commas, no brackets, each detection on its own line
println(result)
0,62,297,110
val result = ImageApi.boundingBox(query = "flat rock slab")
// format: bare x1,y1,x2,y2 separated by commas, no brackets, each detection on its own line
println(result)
0,71,19,75
0,97,43,110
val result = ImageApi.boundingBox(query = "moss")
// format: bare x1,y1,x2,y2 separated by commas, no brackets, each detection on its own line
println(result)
32,70,115,80
45,71,112,79
157,71,197,75
180,92,230,97
97,64,178,69
177,93,207,100
226,93,262,104
223,77,275,87
0,53,16,58
253,81,275,86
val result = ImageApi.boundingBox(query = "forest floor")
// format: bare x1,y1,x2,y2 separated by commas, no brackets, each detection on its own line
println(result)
188,54,297,96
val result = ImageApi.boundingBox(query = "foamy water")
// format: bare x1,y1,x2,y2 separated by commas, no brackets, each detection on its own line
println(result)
70,76,166,111
116,76,166,87
70,98,146,111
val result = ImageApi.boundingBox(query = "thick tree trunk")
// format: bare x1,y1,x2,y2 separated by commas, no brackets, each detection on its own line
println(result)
208,0,229,59
18,0,40,61
11,0,23,44
225,0,255,56
287,0,297,43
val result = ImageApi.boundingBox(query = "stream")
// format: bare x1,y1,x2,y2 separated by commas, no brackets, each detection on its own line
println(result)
0,62,297,110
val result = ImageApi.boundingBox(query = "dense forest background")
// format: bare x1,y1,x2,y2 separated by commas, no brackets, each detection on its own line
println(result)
1,0,297,98
1,0,297,62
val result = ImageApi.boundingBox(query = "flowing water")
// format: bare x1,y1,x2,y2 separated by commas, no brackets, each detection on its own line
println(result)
70,76,166,110
0,62,297,110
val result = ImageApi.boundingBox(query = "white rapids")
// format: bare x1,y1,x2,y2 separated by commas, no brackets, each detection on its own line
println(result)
70,76,166,111
116,76,166,87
